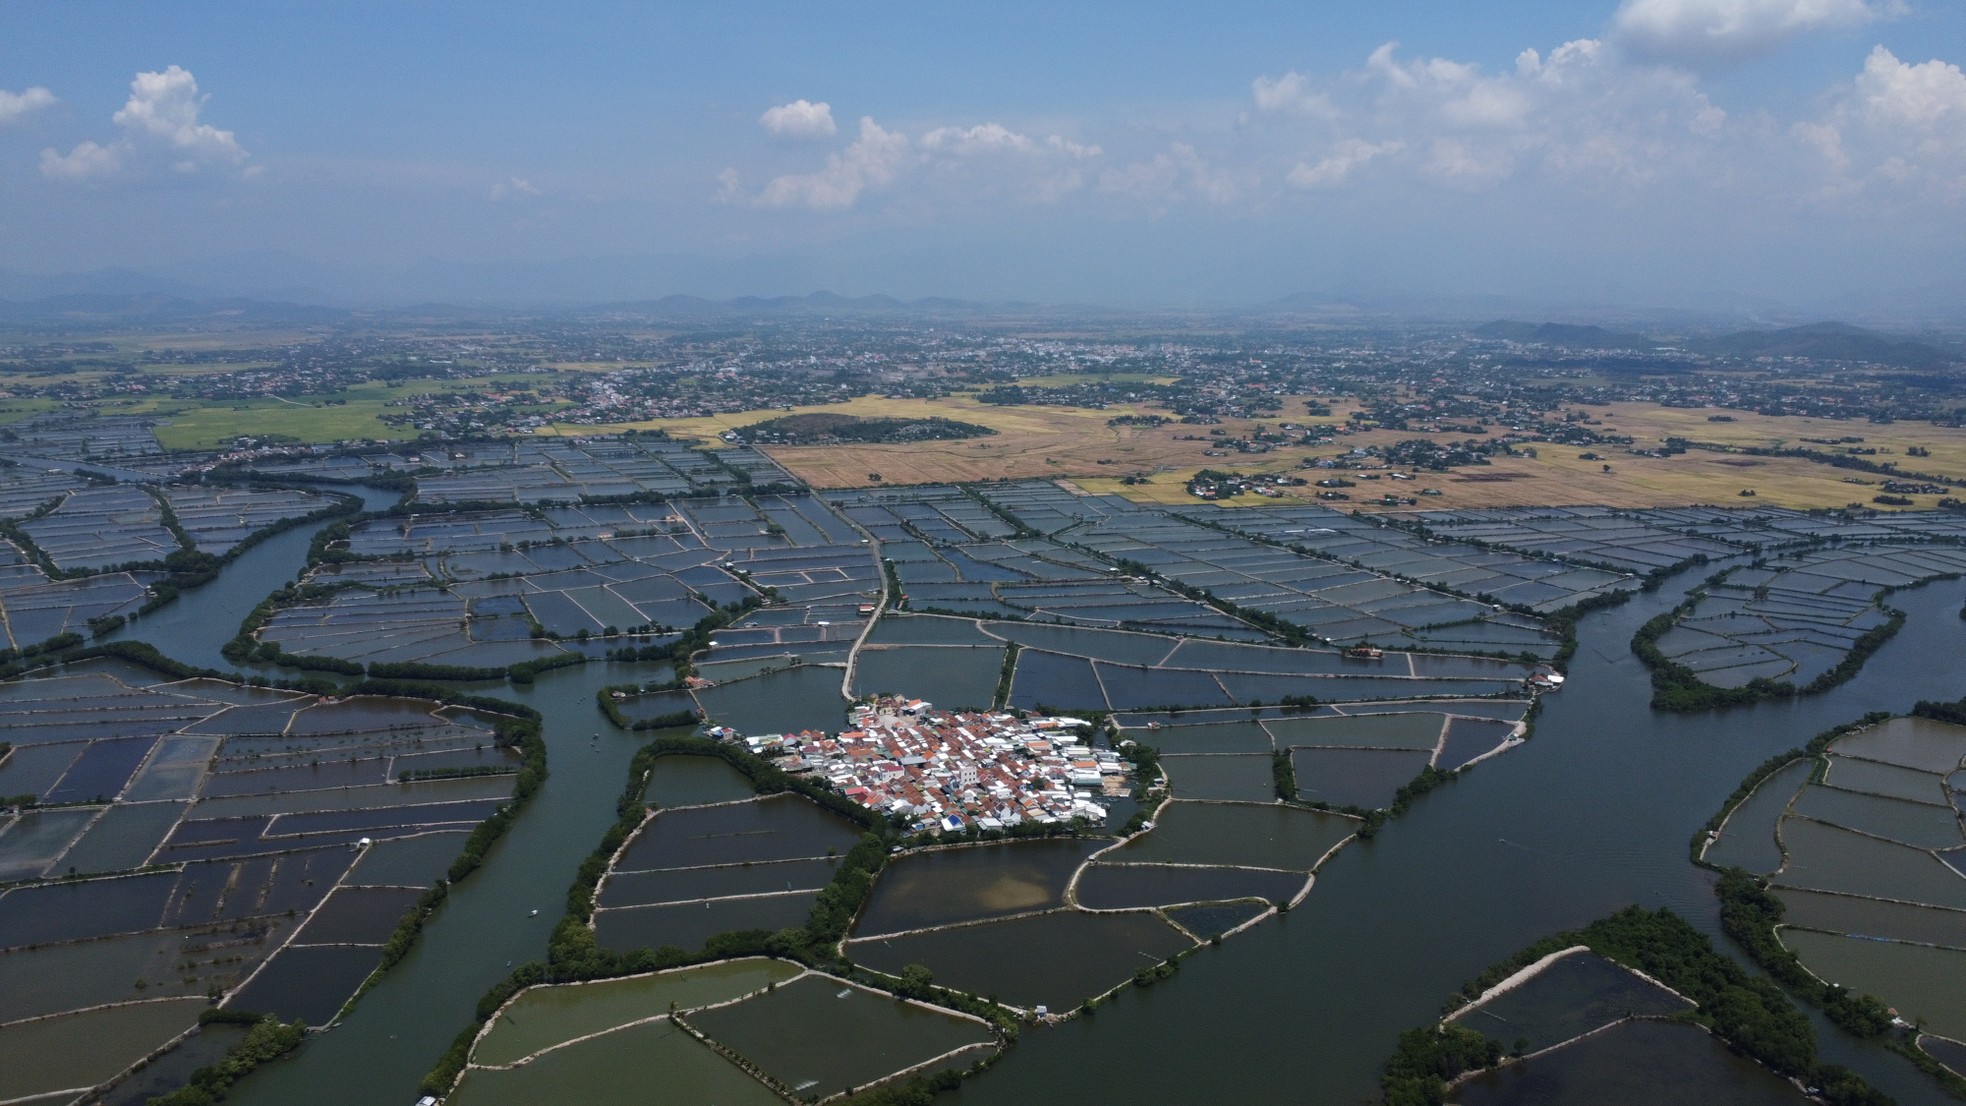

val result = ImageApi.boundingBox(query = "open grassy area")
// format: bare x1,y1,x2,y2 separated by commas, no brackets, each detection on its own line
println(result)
0,398,59,427
95,376,570,449
144,399,404,449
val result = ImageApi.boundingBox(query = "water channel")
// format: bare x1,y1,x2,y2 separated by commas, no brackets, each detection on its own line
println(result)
83,497,1966,1105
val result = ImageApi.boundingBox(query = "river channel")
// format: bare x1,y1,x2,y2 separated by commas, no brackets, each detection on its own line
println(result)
87,499,1966,1106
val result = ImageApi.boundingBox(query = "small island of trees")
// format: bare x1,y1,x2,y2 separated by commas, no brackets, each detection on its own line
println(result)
731,412,997,445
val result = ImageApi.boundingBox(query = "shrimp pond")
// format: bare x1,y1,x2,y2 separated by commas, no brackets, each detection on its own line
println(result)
5,438,1966,1106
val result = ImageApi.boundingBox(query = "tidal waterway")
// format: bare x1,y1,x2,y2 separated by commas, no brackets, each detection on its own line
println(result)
88,507,1966,1106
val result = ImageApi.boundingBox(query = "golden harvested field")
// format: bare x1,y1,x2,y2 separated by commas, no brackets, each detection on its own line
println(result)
1580,402,1966,480
560,391,1966,513
1074,452,1928,513
580,393,1357,488
765,403,1212,487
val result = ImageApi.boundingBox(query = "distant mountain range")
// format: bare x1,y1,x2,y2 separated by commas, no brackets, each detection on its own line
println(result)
1474,319,1957,369
0,294,350,328
0,290,1066,329
1471,321,1660,350
590,291,1051,318
0,290,1956,373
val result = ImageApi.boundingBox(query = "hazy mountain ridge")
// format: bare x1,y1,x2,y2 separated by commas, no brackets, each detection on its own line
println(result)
0,288,1957,375
0,294,350,327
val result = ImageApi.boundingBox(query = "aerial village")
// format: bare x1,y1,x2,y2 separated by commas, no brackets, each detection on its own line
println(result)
715,695,1124,833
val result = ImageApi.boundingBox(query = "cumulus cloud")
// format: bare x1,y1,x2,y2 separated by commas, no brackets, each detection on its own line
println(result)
756,116,1100,209
41,65,248,180
40,139,122,180
713,167,742,203
1252,71,1335,118
1287,138,1403,188
1099,143,1249,206
1254,39,1728,190
1856,45,1966,126
1613,0,1891,66
759,99,837,139
919,123,1102,159
112,66,247,162
0,86,56,126
1794,46,1966,197
759,116,908,208
489,176,540,200
1048,135,1102,158
921,122,1032,155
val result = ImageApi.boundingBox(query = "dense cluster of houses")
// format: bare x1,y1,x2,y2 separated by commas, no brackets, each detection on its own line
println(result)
719,695,1125,833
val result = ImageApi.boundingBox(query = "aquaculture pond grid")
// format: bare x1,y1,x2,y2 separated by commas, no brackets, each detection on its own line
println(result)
0,659,523,1104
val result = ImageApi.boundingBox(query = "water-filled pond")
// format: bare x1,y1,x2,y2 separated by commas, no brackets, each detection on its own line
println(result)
1447,950,1691,1055
850,909,1194,1010
856,839,1105,935
471,957,800,1067
1102,801,1356,871
1072,863,1306,910
71,511,1963,1106
687,973,996,1099
1703,758,1812,874
1450,1018,1807,1105
1781,930,1966,1040
450,1017,782,1106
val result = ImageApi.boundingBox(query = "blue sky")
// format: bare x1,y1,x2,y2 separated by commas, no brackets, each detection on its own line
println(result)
3,1,1964,313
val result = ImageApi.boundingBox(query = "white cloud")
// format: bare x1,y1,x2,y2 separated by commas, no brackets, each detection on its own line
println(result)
489,176,541,200
0,86,56,126
41,65,248,181
1099,143,1249,206
1366,41,1535,129
1047,135,1103,158
1250,39,1728,191
112,66,247,162
922,122,1032,155
1287,139,1403,188
759,116,908,208
1856,45,1966,126
917,122,1102,162
39,139,122,180
1252,71,1335,118
756,116,1100,209
1613,0,1890,65
759,99,837,139
1795,46,1966,198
